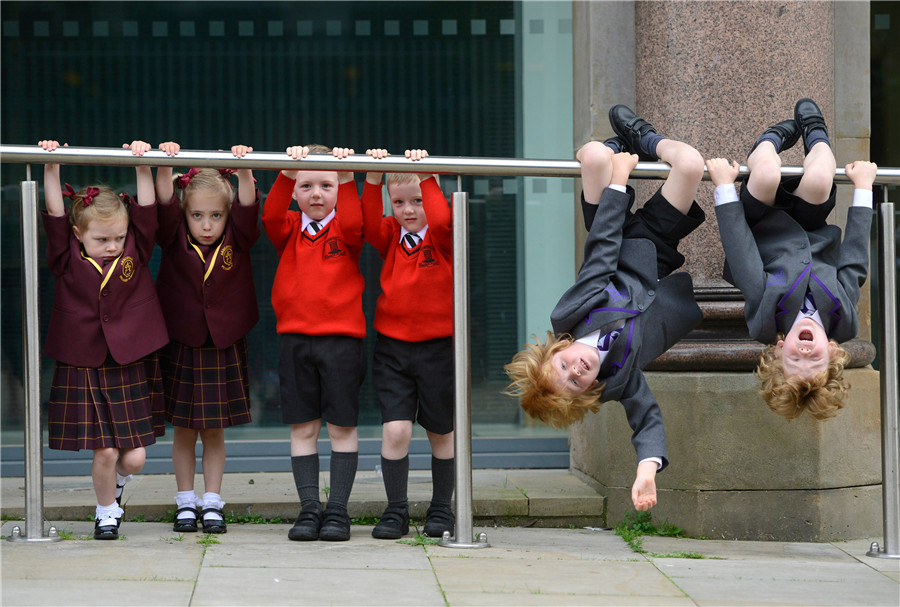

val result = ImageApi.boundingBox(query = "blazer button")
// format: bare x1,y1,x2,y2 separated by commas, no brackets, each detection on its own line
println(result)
101,288,109,297
802,258,810,264
102,314,110,322
648,290,655,296
638,303,644,310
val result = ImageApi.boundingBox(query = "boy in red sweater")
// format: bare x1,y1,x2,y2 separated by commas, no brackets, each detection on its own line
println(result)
263,144,365,542
362,149,455,539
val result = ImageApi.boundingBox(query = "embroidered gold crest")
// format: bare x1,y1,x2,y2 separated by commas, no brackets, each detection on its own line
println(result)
221,245,234,271
119,257,135,282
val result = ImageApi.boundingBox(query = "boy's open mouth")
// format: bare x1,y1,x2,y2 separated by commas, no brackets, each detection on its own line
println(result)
799,329,814,342
580,358,590,371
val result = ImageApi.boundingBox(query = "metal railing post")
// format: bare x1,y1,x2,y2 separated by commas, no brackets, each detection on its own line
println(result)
7,174,60,543
867,191,900,559
439,188,489,549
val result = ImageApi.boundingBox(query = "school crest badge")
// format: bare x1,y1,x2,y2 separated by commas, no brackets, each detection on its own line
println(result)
119,257,135,282
220,245,234,271
324,237,347,259
418,245,438,268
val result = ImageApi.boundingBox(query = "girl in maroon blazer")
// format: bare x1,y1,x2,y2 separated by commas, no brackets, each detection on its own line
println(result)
39,139,168,541
154,142,260,534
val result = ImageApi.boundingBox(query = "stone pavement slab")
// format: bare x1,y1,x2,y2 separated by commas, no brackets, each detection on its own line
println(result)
3,521,898,606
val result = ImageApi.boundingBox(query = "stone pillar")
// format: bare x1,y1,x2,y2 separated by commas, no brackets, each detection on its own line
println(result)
570,1,881,541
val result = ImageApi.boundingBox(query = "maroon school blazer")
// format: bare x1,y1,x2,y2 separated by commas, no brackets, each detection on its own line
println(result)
42,201,169,367
155,192,260,348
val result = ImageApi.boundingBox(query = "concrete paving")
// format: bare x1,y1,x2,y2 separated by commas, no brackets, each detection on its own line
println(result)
2,522,897,606
2,471,898,605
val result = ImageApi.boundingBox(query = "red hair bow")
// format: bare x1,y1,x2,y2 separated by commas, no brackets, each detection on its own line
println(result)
219,168,236,178
119,192,133,205
175,168,200,189
63,183,99,207
81,187,100,207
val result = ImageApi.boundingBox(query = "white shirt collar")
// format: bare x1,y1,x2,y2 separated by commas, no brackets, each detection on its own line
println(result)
302,209,336,233
399,224,428,243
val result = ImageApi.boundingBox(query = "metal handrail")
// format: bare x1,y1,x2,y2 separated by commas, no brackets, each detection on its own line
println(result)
1,146,897,554
2,144,900,183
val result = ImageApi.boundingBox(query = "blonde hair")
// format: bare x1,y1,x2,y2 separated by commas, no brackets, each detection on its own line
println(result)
305,143,332,155
173,168,233,212
386,172,420,189
755,341,851,420
69,185,128,232
504,331,604,429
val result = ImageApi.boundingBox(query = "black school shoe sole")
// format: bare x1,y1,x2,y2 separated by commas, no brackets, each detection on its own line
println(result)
371,506,410,540
422,504,455,538
318,508,351,542
288,502,322,541
200,507,227,534
749,119,801,156
794,97,828,154
608,104,658,161
93,518,120,540
173,506,200,532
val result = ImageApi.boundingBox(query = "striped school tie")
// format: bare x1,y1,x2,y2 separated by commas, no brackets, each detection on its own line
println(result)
800,291,816,316
307,221,322,236
404,233,421,251
597,328,622,353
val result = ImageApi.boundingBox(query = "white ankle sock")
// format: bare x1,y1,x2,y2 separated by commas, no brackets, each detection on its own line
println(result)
96,502,123,526
175,491,199,519
201,492,224,520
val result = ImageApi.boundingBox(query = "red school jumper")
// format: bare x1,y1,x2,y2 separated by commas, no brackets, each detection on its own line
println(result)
262,172,366,338
361,176,453,342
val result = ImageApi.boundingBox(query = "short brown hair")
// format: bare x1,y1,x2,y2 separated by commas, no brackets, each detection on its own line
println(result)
504,331,603,428
69,185,128,232
755,341,851,420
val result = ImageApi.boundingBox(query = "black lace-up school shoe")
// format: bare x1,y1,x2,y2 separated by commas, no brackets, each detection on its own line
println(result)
371,505,409,540
794,97,828,154
93,517,121,540
608,104,658,161
749,119,800,155
422,504,455,538
318,506,351,542
288,501,322,541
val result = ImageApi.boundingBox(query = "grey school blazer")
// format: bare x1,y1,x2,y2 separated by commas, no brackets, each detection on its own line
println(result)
715,201,872,344
550,187,703,470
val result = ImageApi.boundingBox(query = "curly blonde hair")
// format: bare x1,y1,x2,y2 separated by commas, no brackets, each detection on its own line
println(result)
504,331,604,429
755,341,851,420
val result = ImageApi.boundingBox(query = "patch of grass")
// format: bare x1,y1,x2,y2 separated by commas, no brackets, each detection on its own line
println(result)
350,515,379,526
518,487,528,498
398,534,440,546
126,514,146,523
614,510,684,554
160,534,185,542
196,533,221,546
322,485,330,498
55,528,91,541
1,513,24,522
158,510,177,523
649,551,709,559
224,512,282,525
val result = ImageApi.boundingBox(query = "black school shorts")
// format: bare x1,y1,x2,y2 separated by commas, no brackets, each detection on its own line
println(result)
279,333,365,427
372,333,454,435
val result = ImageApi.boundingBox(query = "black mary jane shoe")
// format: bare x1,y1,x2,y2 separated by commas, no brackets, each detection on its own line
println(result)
93,517,120,540
200,507,227,534
608,104,659,161
173,506,200,532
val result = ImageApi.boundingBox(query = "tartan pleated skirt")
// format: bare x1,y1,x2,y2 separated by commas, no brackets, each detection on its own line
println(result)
48,354,166,451
160,337,252,429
